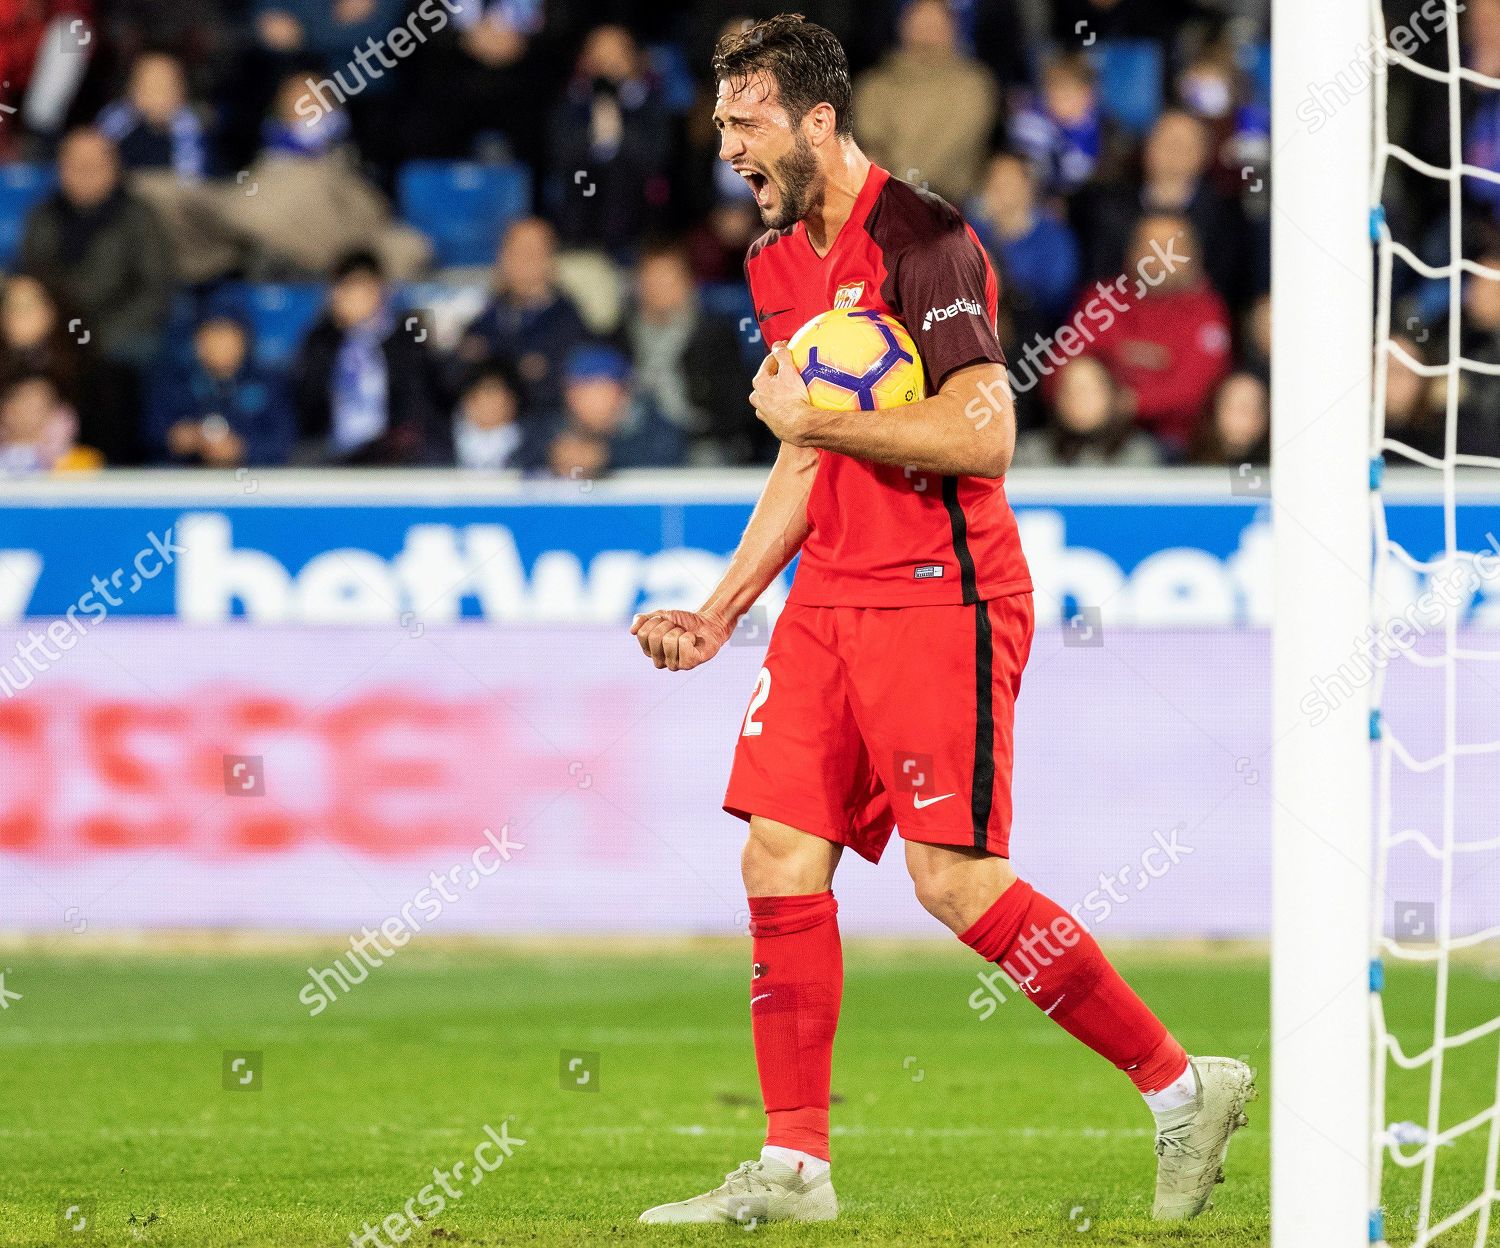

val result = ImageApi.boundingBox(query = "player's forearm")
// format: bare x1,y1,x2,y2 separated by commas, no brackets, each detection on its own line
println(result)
698,443,817,624
803,384,1015,478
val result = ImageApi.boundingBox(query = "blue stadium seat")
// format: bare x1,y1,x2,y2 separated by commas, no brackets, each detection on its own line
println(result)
1238,41,1272,114
700,281,763,366
0,164,57,267
646,41,698,114
157,292,201,373
1092,40,1164,139
235,283,327,371
397,161,532,268
699,281,753,322
395,280,490,352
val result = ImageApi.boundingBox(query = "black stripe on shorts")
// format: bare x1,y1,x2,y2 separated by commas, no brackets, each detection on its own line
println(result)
970,601,995,850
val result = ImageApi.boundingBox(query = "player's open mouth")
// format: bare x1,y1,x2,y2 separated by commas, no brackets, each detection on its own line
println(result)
739,168,772,207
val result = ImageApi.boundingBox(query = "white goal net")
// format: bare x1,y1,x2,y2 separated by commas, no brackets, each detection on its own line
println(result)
1369,1,1500,1244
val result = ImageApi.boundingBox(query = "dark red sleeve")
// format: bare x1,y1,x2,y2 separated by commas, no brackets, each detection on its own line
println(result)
893,221,1006,390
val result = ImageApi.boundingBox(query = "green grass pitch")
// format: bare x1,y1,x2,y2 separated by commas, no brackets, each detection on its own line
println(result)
0,941,1492,1246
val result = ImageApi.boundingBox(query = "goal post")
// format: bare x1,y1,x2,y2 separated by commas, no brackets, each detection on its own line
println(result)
1270,0,1375,1244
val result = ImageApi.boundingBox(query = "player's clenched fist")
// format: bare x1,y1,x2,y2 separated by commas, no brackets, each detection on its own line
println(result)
750,343,819,446
630,609,732,671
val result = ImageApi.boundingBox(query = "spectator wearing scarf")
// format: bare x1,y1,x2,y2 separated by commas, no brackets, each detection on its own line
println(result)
292,251,436,464
97,51,213,180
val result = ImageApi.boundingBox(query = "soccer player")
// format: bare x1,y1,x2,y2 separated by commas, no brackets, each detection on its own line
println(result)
630,14,1254,1226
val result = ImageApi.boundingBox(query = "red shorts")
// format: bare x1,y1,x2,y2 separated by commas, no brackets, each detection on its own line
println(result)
724,594,1034,863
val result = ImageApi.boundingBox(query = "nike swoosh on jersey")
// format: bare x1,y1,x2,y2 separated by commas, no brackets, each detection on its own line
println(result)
912,792,956,810
758,307,793,323
751,992,773,1005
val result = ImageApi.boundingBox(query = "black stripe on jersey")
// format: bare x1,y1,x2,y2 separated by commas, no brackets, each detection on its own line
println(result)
941,475,979,605
970,601,996,850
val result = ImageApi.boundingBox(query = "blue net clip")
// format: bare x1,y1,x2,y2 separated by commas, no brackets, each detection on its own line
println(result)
1369,1208,1386,1243
1370,708,1383,740
1369,205,1387,242
1369,454,1386,490
1369,957,1385,993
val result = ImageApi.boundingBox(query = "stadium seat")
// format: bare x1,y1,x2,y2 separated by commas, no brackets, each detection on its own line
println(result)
395,281,490,353
699,282,753,322
397,161,532,268
1092,40,1164,139
0,164,57,267
700,281,763,366
235,283,327,371
1239,40,1272,113
157,292,202,373
646,41,698,114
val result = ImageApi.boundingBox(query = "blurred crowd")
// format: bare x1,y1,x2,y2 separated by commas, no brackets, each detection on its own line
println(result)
1378,0,1500,468
0,0,1343,477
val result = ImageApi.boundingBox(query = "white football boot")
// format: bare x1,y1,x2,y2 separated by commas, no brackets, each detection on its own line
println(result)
639,1156,838,1225
1152,1055,1257,1220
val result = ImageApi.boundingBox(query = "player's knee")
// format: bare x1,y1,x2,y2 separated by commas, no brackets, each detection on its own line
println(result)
741,833,820,896
741,818,837,896
909,870,968,930
907,846,1018,934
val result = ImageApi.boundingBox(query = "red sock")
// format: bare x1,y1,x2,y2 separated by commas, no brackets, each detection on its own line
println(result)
960,881,1189,1094
747,891,842,1160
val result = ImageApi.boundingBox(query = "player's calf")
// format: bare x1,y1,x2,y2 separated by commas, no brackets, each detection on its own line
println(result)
948,869,1257,1217
956,877,1191,1092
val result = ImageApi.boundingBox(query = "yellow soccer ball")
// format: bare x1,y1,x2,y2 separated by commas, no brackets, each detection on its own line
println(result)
786,308,925,411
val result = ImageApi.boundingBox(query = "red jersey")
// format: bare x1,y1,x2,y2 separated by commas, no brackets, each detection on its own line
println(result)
1072,280,1232,452
746,164,1033,608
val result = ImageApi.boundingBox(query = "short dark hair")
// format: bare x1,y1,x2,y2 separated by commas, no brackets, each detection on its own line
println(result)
638,235,692,268
465,358,521,396
333,249,383,282
713,14,853,138
1043,51,1096,90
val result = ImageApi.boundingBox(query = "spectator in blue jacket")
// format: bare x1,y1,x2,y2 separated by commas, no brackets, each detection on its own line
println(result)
148,308,296,466
533,345,685,478
455,217,591,415
970,152,1082,325
1010,53,1105,198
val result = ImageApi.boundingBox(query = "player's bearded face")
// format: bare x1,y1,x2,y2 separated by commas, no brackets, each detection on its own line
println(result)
757,129,820,230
